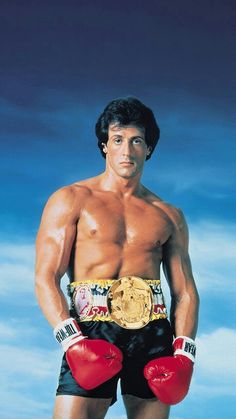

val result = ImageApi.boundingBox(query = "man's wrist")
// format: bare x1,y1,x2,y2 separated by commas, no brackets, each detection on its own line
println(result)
173,336,196,363
53,317,86,352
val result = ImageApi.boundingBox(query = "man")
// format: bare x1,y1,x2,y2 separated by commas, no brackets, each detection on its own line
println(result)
35,97,199,419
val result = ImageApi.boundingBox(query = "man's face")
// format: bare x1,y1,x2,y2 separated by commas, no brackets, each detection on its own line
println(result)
103,124,151,179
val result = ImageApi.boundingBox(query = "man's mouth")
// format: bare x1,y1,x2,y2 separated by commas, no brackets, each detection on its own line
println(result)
120,161,134,166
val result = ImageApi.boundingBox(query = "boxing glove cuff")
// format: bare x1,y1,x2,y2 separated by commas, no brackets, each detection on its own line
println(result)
173,336,196,363
54,318,86,352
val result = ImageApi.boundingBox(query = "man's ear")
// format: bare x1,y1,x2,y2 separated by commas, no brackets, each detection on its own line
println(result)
102,143,108,154
146,147,152,157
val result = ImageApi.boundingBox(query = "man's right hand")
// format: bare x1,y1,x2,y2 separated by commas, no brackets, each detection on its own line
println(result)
54,318,123,390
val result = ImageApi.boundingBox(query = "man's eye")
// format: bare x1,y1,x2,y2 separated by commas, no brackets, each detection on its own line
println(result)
133,138,142,144
114,138,122,144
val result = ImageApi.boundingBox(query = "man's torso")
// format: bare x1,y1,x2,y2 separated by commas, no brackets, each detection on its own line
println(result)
66,177,176,281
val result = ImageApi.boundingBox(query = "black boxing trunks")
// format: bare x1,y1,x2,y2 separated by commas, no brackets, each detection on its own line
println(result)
56,277,173,404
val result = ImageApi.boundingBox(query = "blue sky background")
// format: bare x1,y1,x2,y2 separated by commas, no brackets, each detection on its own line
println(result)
0,1,235,418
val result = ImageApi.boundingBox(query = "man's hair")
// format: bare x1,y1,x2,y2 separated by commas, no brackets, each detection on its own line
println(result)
95,97,160,160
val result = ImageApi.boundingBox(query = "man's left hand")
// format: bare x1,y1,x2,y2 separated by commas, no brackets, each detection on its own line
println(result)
144,336,196,405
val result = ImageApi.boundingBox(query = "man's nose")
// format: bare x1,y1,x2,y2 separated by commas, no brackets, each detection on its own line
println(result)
122,141,132,156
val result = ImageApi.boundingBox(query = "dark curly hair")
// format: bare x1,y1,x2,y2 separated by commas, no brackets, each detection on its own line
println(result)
95,97,160,160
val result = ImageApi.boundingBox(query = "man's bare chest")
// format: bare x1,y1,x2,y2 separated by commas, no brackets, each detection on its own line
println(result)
76,195,172,249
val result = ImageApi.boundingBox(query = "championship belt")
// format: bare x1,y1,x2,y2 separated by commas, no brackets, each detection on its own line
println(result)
107,276,153,329
68,276,167,329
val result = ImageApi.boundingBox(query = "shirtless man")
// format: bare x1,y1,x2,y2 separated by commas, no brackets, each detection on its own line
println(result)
35,97,199,419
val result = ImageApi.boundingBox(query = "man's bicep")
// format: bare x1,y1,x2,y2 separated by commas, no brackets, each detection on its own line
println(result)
162,213,194,295
36,224,76,280
162,243,194,301
35,189,78,280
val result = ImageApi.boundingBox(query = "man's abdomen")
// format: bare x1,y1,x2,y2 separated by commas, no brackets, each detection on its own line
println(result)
73,241,162,280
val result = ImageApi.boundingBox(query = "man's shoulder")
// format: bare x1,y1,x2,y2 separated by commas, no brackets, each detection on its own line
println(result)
45,180,94,211
50,176,100,202
144,188,185,227
73,175,101,192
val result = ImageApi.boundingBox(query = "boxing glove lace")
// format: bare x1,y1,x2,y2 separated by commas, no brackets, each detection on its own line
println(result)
54,318,123,390
144,336,196,405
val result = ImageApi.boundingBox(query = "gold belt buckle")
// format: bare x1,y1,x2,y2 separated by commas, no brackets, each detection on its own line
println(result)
107,276,153,329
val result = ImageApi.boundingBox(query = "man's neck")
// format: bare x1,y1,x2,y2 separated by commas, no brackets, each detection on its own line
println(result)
99,170,143,197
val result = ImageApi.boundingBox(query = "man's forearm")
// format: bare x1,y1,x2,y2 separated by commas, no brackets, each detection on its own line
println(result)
35,276,70,328
170,291,199,339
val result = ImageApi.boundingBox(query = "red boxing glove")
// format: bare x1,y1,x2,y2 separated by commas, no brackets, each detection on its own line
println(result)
144,336,196,405
54,318,123,390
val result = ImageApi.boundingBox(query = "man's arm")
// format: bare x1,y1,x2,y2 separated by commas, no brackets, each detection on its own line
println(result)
144,208,199,405
162,209,199,339
35,186,78,328
35,185,123,389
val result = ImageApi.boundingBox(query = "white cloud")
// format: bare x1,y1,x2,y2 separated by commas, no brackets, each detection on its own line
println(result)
196,328,236,377
0,339,61,419
0,318,49,343
0,242,69,299
0,321,17,339
0,308,68,418
0,390,52,419
0,243,35,296
160,220,236,318
192,328,236,397
0,343,61,379
145,160,235,193
160,166,235,192
0,243,35,264
189,221,236,291
1,263,34,294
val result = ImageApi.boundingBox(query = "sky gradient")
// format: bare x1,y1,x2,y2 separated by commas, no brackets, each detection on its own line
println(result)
1,1,235,418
